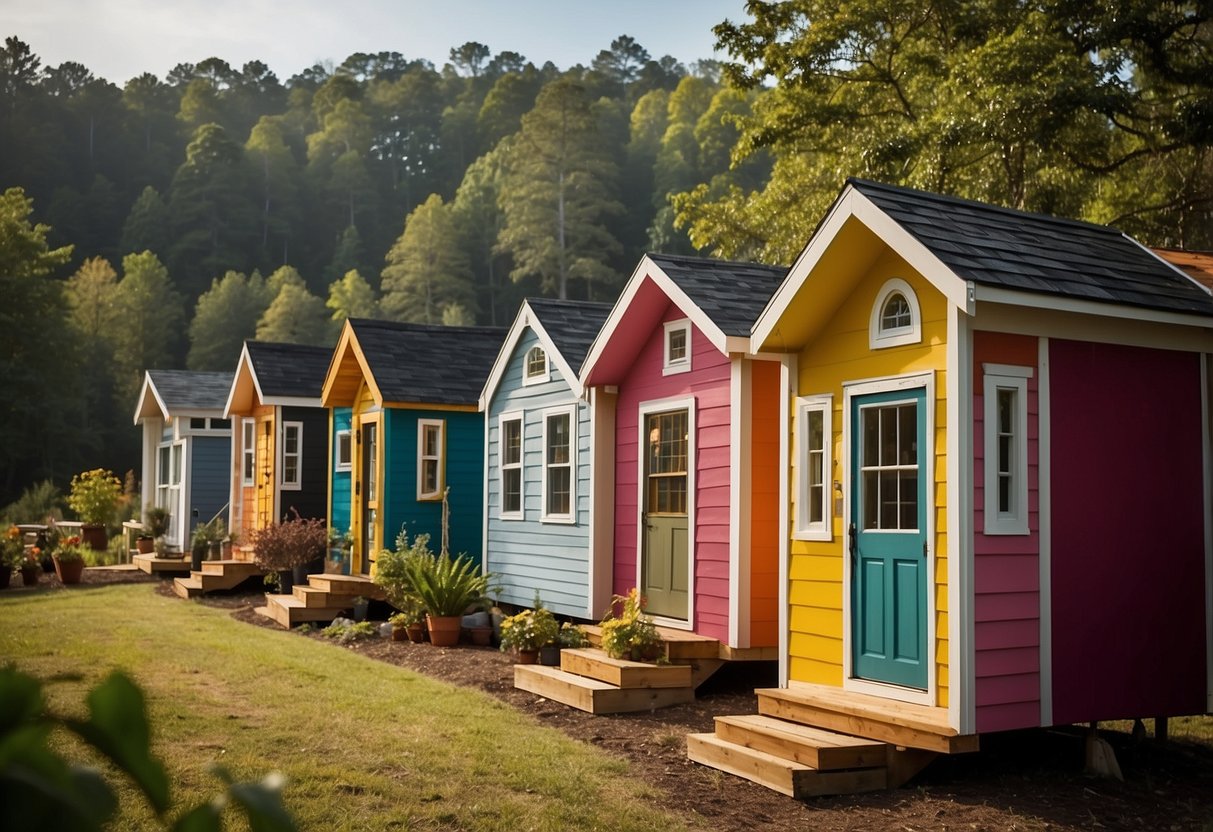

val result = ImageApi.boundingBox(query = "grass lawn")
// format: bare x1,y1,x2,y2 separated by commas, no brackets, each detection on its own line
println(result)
0,584,693,831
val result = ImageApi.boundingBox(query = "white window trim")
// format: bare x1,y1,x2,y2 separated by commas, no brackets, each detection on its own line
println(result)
417,419,445,501
335,428,352,473
279,421,303,491
869,278,922,350
498,411,524,520
662,319,692,376
241,418,255,486
540,405,577,524
522,345,550,386
793,395,833,541
983,364,1033,536
182,416,233,436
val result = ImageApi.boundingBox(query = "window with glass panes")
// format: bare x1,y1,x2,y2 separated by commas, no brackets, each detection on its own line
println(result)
543,411,572,518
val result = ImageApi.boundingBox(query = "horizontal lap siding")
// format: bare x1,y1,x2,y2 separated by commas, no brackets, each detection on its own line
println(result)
279,406,329,522
972,331,1041,733
190,435,232,533
486,328,592,618
615,301,732,641
749,359,781,647
331,408,352,536
789,255,949,704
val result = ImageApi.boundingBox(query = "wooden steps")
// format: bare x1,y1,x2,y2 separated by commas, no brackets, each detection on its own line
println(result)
514,664,695,714
254,573,384,628
687,682,978,798
172,560,264,599
559,648,692,688
132,554,191,575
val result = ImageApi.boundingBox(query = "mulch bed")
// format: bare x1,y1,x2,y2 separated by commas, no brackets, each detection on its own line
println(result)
43,573,1201,830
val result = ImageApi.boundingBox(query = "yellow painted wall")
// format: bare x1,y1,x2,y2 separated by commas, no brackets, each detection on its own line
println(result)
254,408,275,529
788,247,950,705
351,382,382,575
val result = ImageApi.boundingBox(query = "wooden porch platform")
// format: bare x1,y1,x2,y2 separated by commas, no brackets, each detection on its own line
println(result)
687,682,979,799
132,554,191,575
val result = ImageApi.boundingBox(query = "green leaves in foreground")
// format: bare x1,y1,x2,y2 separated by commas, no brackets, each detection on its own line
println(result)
0,666,296,832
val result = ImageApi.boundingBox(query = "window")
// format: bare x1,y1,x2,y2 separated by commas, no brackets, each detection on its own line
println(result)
869,278,922,349
281,422,302,490
795,396,833,540
663,319,691,375
241,419,255,486
983,365,1032,535
859,401,919,530
523,345,549,385
542,408,575,522
417,420,445,500
187,417,230,432
211,418,230,430
499,415,523,519
335,429,352,472
171,444,182,486
190,417,206,430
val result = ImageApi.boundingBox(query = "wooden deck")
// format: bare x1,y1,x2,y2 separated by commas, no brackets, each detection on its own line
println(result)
132,554,191,575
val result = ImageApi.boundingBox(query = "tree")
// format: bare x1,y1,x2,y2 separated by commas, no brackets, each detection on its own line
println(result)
326,269,378,323
245,116,301,268
381,193,477,324
256,281,330,344
496,79,623,300
325,225,365,285
112,251,184,403
591,35,651,93
451,146,511,325
120,186,170,255
187,270,271,370
64,257,119,339
449,42,491,78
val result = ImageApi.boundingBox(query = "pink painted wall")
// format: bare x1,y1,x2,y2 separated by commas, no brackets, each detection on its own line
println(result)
1050,340,1206,724
973,332,1042,733
614,298,732,641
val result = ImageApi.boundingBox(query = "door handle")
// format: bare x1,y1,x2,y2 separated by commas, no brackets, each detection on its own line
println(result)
848,522,856,561
923,539,928,559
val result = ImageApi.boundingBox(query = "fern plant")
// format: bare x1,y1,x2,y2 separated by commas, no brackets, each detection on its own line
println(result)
403,545,494,618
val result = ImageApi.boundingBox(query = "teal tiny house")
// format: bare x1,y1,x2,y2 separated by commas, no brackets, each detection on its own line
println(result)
480,298,613,618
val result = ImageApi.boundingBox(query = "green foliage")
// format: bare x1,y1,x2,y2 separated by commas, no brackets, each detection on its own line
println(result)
111,251,184,402
256,280,330,344
380,194,477,324
187,270,271,370
499,604,559,652
143,504,171,539
326,268,378,323
52,535,88,564
400,536,494,618
371,531,430,612
1,525,25,568
321,620,378,644
1,480,62,525
66,468,122,526
557,622,590,648
0,666,296,831
599,588,662,662
191,517,225,548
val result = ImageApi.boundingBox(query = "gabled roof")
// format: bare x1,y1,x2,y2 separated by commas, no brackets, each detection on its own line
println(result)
323,319,507,408
1153,247,1213,292
755,179,1213,350
225,341,332,416
580,253,786,387
133,370,233,424
479,298,612,408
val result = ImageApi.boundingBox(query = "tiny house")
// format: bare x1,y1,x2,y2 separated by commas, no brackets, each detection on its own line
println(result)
579,253,786,652
224,341,333,537
321,319,505,573
480,298,613,618
133,370,233,552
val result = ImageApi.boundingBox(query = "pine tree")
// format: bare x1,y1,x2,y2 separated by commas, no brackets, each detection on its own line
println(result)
256,281,330,344
326,269,378,324
381,193,476,324
187,270,271,370
111,250,184,406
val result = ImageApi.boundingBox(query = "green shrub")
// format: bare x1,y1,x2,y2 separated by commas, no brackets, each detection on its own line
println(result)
499,604,559,652
2,480,63,525
322,620,378,644
66,469,122,526
600,588,662,662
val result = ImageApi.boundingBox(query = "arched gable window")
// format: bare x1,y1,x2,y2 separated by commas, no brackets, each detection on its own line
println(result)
869,278,922,349
523,345,549,384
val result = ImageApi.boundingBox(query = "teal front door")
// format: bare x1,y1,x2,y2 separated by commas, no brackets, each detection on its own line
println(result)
850,387,928,689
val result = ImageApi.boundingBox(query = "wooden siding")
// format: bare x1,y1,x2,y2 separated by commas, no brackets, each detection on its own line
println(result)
788,250,950,705
189,435,232,536
330,407,352,536
1049,340,1207,723
255,411,275,528
351,382,381,572
486,328,592,617
614,301,732,641
972,331,1041,732
749,359,781,647
384,407,485,567
279,405,329,522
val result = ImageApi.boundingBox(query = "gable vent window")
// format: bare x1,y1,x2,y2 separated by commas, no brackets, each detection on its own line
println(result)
663,319,692,375
869,278,922,349
523,345,549,385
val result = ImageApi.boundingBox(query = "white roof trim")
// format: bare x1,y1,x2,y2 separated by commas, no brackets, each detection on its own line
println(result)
223,342,255,419
579,254,731,389
1133,235,1213,298
132,371,169,424
479,300,587,410
973,284,1213,329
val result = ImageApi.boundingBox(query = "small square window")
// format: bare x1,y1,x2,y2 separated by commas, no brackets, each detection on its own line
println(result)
190,417,207,430
663,320,691,375
335,430,352,472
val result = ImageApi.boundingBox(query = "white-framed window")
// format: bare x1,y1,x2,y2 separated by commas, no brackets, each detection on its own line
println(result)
335,429,352,472
541,406,576,523
186,416,231,433
794,395,833,540
241,419,255,486
417,419,445,500
281,421,303,490
499,413,523,519
983,364,1032,535
523,345,549,385
663,319,692,375
869,278,922,349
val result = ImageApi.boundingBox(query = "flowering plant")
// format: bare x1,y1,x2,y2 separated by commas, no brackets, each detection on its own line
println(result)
24,546,43,570
1,526,25,568
54,535,87,564
599,588,662,661
67,469,122,526
499,604,559,652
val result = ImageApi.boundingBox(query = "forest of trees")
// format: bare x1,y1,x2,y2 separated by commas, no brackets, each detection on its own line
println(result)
1,2,1210,508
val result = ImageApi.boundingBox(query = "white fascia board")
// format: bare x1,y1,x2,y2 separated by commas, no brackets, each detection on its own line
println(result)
132,372,169,425
223,342,255,419
526,307,585,398
478,303,531,411
972,284,1213,329
1134,236,1213,298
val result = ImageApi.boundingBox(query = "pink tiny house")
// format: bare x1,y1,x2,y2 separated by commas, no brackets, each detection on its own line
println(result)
580,253,786,653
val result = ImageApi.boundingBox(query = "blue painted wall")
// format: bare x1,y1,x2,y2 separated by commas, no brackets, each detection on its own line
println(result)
485,329,592,617
331,407,352,535
189,435,231,535
383,407,485,565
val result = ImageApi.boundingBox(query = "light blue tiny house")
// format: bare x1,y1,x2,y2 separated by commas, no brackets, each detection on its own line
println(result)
480,298,614,618
133,370,233,552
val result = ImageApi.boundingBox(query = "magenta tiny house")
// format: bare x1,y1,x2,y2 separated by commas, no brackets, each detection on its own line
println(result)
579,253,786,652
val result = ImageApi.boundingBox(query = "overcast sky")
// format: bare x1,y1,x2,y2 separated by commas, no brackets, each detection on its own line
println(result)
7,0,748,85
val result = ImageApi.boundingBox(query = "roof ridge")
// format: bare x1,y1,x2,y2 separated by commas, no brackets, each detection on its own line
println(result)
526,297,614,308
646,251,787,271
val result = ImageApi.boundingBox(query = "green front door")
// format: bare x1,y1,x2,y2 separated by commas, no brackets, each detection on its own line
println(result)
850,388,928,689
641,409,689,620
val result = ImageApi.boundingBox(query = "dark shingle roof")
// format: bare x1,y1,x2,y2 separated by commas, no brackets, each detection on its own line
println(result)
245,341,332,399
850,178,1213,316
526,298,613,371
147,370,232,412
349,319,507,405
647,253,788,335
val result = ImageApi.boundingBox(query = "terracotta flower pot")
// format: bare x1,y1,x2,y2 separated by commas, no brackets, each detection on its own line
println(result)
515,648,539,665
391,625,409,642
466,625,493,647
406,622,426,643
136,536,155,555
53,557,84,585
426,614,462,647
81,523,107,552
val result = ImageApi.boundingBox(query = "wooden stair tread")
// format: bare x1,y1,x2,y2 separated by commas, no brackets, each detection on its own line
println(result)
132,554,192,574
760,684,953,735
687,733,888,799
560,648,692,689
581,623,720,660
714,714,887,770
514,665,694,714
200,560,262,575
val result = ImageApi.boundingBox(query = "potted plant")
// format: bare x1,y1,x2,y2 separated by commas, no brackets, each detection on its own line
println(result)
138,505,170,555
600,588,663,662
52,535,87,585
397,535,493,648
19,547,41,586
350,596,370,622
0,525,24,589
221,529,238,559
499,604,559,665
387,595,426,642
66,469,122,552
190,520,221,572
250,513,328,595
